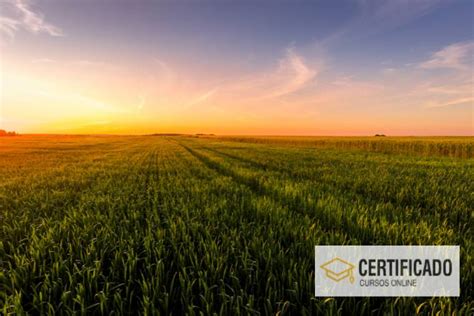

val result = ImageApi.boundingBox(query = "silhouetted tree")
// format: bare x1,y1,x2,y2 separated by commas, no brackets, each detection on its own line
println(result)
0,129,18,136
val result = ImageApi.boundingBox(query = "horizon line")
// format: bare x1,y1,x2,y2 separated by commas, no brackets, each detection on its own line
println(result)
5,133,474,138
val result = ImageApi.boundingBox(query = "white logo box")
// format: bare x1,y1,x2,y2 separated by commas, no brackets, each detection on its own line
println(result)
315,246,460,297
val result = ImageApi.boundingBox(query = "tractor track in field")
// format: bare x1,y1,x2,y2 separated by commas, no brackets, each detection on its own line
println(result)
175,140,460,246
198,145,453,216
176,141,387,244
196,148,414,218
195,143,468,243
168,139,337,248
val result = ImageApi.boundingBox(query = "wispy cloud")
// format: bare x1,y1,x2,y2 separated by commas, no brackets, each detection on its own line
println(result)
136,93,146,111
72,60,106,67
0,0,63,39
30,58,119,69
185,88,218,108
0,17,21,38
424,97,474,109
31,58,55,63
135,49,320,118
267,48,318,98
330,75,354,86
151,58,178,90
32,90,128,114
369,0,442,27
426,83,473,95
225,48,319,101
320,0,443,47
419,41,474,70
312,75,384,108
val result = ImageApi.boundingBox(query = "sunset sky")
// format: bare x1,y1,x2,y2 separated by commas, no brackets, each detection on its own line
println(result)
0,0,472,135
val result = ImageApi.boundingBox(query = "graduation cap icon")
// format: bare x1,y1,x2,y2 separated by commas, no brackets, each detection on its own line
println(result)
320,257,355,283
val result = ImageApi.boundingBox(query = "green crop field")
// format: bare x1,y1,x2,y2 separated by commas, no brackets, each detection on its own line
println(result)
1,135,473,315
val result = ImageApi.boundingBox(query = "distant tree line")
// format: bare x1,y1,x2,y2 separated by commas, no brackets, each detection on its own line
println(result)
0,129,18,136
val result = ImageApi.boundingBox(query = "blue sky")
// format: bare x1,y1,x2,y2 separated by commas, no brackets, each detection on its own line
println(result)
1,0,473,135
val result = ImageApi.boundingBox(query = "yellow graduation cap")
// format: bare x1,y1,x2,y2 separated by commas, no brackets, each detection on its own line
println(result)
320,257,355,283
